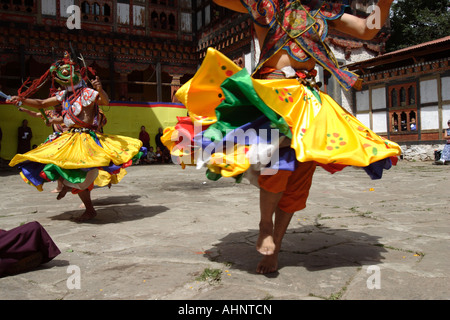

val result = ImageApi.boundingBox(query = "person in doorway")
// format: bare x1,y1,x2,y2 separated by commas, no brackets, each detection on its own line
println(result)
410,118,417,131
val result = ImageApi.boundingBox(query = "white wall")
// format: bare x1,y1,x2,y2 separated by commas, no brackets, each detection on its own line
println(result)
442,76,450,101
373,111,387,133
60,0,74,18
420,78,439,130
42,0,56,15
117,3,130,24
420,105,439,130
420,78,438,104
356,113,370,129
372,87,386,110
442,103,450,126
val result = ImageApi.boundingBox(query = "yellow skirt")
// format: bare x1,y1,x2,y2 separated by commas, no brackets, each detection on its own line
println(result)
162,48,401,180
94,167,127,187
10,130,143,190
10,131,142,169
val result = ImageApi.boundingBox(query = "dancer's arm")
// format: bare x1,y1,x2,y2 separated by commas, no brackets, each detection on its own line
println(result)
17,107,42,118
7,96,58,109
18,106,63,126
47,116,64,126
213,0,248,13
91,76,110,106
329,0,394,40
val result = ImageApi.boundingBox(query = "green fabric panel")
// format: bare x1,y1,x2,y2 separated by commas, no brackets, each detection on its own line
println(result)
205,169,222,181
42,163,87,184
204,69,292,141
205,169,244,183
308,86,322,104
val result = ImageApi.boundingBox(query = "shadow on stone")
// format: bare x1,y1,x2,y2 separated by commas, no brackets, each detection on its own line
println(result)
50,204,169,224
203,226,387,276
90,194,141,206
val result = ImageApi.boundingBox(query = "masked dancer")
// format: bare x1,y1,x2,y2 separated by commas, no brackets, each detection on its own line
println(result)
162,0,400,273
7,52,144,222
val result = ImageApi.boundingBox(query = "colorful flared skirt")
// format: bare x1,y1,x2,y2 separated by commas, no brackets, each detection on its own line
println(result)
9,128,145,191
162,48,401,181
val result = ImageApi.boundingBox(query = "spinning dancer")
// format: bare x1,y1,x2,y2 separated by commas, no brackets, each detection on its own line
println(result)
16,83,123,192
163,0,401,274
7,51,144,222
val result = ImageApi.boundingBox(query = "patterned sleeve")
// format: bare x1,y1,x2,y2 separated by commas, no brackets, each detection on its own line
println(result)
319,1,348,20
240,0,276,27
80,88,99,107
68,88,99,118
55,90,66,102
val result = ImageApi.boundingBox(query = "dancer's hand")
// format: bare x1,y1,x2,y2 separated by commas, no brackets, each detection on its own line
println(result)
91,76,103,91
92,76,110,105
6,95,21,106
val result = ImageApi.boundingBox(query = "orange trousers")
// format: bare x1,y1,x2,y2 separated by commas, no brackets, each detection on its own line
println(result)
258,161,316,213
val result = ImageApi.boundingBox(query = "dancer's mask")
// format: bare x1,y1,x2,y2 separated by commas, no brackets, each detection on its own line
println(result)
49,52,81,87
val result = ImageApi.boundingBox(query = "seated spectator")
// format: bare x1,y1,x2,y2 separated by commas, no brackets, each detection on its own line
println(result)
162,145,172,163
0,221,60,277
155,146,163,163
410,118,417,131
145,146,157,164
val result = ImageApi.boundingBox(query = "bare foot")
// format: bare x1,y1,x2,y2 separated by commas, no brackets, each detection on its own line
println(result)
79,203,85,209
73,209,97,222
256,233,276,255
56,186,71,200
52,179,64,193
256,254,279,274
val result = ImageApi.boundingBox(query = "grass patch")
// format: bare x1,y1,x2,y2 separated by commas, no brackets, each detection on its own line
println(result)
196,268,222,284
375,244,425,261
358,211,373,217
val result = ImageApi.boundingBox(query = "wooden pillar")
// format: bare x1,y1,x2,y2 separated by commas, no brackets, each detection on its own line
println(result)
156,61,162,102
19,45,26,82
119,73,128,100
109,52,116,100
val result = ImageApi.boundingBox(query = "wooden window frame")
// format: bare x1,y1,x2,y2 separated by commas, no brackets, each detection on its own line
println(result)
388,82,418,134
